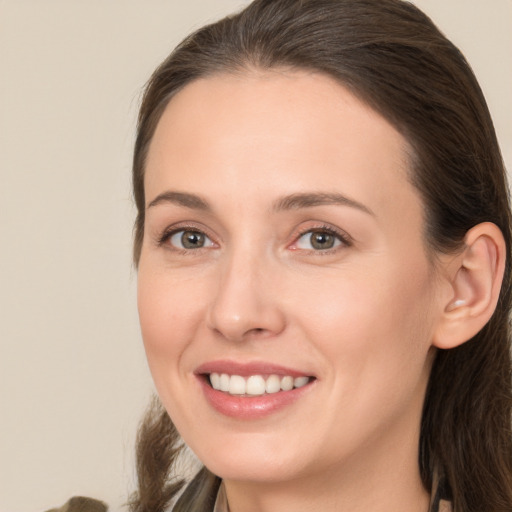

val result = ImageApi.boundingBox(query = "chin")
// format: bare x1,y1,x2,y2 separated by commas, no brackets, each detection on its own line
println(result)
187,431,316,484
205,457,300,484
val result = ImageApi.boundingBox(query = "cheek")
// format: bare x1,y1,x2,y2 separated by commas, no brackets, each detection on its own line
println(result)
290,255,436,379
137,264,208,379
293,260,436,452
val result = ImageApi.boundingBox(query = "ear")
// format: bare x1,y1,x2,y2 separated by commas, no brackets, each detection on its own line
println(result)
432,222,506,349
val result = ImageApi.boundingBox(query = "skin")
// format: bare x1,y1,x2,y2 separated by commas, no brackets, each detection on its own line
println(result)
137,70,451,512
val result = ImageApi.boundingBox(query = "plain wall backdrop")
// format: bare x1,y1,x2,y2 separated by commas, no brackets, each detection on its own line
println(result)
1,1,510,511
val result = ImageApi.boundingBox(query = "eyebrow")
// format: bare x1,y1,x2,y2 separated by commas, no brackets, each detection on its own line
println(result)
272,192,375,216
147,191,211,211
147,190,374,216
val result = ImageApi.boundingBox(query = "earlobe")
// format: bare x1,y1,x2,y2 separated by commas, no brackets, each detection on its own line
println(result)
432,222,506,350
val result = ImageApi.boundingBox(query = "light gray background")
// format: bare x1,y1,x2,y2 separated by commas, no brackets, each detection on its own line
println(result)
1,1,511,511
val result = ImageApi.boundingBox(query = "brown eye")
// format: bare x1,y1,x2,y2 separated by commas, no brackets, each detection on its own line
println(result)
169,230,213,249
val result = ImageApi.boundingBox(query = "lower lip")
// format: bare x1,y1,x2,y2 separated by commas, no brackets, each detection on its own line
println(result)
198,376,315,420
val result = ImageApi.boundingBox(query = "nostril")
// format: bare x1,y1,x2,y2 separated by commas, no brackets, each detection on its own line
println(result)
248,327,267,337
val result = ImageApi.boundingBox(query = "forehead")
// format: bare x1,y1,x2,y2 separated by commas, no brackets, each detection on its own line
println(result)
145,69,421,227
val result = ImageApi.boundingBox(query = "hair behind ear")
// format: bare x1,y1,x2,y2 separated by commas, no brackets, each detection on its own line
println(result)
421,313,512,511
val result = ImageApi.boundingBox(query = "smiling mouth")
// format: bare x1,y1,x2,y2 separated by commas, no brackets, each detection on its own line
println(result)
207,373,314,396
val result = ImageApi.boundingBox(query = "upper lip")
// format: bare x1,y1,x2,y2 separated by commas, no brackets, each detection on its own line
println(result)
195,360,314,378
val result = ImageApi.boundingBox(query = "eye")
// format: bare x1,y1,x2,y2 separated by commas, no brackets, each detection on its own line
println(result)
168,229,215,250
293,228,348,251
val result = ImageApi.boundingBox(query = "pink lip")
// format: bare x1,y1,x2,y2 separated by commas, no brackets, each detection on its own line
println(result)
195,360,316,420
195,360,313,378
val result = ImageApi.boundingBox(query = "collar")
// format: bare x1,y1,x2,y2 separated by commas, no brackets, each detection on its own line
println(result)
212,481,229,512
212,481,452,512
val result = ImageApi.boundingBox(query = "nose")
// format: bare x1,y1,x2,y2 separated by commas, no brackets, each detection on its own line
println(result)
206,251,286,342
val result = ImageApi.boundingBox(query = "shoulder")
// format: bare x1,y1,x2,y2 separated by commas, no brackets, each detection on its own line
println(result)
44,496,108,512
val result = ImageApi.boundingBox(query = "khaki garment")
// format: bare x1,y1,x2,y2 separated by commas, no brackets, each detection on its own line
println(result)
212,484,453,512
45,496,108,512
45,490,452,512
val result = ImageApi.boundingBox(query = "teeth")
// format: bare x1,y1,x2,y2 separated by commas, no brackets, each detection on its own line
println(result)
265,375,281,394
219,373,230,392
294,376,309,388
209,373,311,396
229,375,246,395
210,372,220,390
246,375,266,395
280,376,294,391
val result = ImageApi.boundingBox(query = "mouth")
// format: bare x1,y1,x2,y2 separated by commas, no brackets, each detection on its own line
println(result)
206,372,314,396
195,361,316,418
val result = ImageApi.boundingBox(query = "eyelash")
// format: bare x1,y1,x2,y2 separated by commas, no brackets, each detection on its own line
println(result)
157,224,216,252
156,224,352,254
290,225,353,253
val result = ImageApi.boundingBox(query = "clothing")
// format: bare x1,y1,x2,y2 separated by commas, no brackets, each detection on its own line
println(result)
212,482,453,512
437,501,452,512
45,485,452,512
213,483,228,512
44,496,108,512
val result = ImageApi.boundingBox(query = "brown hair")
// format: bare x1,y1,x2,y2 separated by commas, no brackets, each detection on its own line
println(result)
129,1,512,511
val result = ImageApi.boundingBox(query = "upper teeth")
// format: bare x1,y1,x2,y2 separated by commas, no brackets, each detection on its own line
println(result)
209,373,310,396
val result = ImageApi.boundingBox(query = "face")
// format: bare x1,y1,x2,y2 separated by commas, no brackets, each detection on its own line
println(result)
138,70,444,487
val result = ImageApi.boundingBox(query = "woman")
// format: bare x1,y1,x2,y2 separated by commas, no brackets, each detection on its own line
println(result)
129,0,512,511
